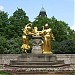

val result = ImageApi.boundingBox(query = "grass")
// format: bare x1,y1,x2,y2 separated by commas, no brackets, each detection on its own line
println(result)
0,71,10,75
72,72,75,75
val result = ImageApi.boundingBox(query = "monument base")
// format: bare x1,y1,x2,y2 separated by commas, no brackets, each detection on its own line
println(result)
17,54,56,62
32,36,43,54
9,54,70,75
10,54,69,68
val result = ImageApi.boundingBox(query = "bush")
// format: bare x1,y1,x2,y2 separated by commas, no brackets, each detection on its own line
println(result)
52,40,75,54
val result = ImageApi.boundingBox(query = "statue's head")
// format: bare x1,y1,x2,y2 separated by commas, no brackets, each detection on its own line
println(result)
34,27,38,30
45,23,49,29
26,23,32,30
27,23,32,27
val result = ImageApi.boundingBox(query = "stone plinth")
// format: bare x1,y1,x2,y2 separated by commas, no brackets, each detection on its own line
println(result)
0,54,75,65
10,54,67,68
17,54,56,62
32,36,43,54
9,54,71,75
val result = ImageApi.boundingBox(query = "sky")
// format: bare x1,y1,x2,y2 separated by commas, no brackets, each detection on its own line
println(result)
0,0,75,31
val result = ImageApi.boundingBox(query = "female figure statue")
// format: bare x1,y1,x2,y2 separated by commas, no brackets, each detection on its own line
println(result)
21,23,32,52
42,24,54,54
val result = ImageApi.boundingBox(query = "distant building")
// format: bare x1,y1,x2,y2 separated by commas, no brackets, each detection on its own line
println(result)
39,7,47,17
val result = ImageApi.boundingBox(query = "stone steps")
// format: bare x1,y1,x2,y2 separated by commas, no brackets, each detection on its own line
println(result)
10,60,70,68
9,54,71,75
10,54,69,68
10,60,64,65
10,70,72,75
11,64,69,68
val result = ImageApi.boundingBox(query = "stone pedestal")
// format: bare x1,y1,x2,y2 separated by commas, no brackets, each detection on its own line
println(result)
32,36,43,54
10,54,70,74
17,54,56,62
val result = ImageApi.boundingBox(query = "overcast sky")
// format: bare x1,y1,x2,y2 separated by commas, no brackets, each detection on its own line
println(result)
0,0,75,30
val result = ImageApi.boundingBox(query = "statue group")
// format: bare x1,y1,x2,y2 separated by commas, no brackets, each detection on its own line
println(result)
21,23,55,54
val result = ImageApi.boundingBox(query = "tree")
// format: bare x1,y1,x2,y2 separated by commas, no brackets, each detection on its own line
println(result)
66,27,75,40
8,8,29,38
0,35,7,54
50,16,71,42
3,37,22,54
0,11,9,37
33,16,51,30
0,9,30,54
58,40,75,54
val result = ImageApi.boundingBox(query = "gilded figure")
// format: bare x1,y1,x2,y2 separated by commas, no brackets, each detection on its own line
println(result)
21,23,32,52
42,24,54,54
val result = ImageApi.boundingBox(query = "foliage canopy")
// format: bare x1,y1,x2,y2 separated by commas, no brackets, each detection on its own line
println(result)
0,8,75,54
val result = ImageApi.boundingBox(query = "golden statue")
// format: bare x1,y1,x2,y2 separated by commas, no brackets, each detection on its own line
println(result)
32,27,40,36
21,23,32,53
42,24,55,54
21,23,54,54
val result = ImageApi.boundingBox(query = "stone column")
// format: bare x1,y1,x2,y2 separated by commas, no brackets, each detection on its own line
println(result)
32,36,43,54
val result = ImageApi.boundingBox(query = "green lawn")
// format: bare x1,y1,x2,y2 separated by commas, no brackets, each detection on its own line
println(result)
72,72,75,75
0,71,10,75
